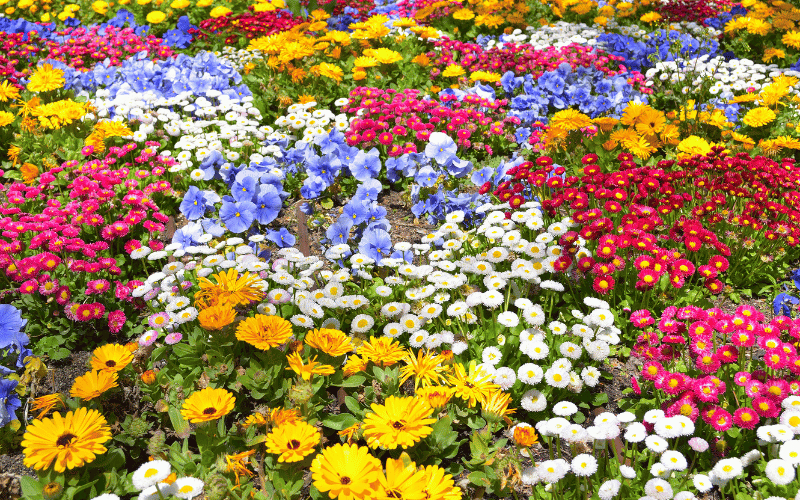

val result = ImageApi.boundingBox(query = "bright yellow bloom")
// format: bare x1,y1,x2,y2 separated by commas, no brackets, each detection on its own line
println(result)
310,444,382,500
27,64,65,93
70,370,118,401
742,106,776,127
469,70,502,82
441,64,466,78
452,8,475,19
236,314,293,350
367,47,403,64
90,344,133,373
181,387,235,423
640,11,662,23
400,350,448,389
145,10,166,23
363,396,435,449
764,47,786,62
21,408,111,472
783,30,800,49
286,352,335,380
447,361,499,407
209,6,231,17
265,421,320,462
304,328,354,356
419,464,462,500
0,81,20,102
378,455,428,500
357,336,406,367
313,62,344,82
196,269,265,308
549,108,593,132
353,56,378,68
677,135,713,157
415,386,454,409
197,304,237,331
0,110,14,127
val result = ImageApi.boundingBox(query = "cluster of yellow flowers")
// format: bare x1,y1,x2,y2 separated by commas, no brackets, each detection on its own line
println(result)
725,0,800,62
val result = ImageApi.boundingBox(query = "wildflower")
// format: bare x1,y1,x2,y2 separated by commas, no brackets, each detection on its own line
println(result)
363,396,435,450
265,421,320,462
70,371,118,401
286,353,335,380
310,444,381,499
27,64,65,93
180,387,235,423
236,315,293,350
21,408,111,472
132,460,172,491
90,344,133,373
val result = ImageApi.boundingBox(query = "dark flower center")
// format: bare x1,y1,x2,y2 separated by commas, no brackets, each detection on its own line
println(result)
392,421,405,430
288,439,301,450
203,407,217,415
340,476,351,485
106,360,116,367
56,432,77,447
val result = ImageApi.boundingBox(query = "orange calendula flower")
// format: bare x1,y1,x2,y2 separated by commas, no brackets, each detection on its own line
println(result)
236,314,293,350
181,387,235,423
195,269,265,308
265,421,321,462
310,444,382,500
21,408,111,472
197,304,237,331
30,394,65,419
90,344,133,373
70,370,118,401
304,328,354,357
357,336,406,367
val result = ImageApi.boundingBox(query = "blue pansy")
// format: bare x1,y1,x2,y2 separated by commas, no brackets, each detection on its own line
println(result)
179,186,207,220
219,200,256,234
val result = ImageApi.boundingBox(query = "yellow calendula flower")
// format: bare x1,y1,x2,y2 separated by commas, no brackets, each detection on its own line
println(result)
145,10,165,23
763,47,786,62
70,370,118,401
783,30,800,49
265,421,320,462
469,70,502,82
209,5,231,17
362,396,435,450
181,387,235,423
21,408,111,472
310,444,382,500
27,64,64,93
452,8,475,19
312,62,344,82
0,110,14,127
286,352,335,380
549,108,593,132
236,315,293,350
640,11,662,23
742,106,776,127
91,1,108,14
90,344,133,373
353,56,378,68
441,64,465,78
677,135,713,157
367,47,402,64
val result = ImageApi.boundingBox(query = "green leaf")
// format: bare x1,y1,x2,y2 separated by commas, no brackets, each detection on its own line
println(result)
340,375,366,388
572,412,586,424
19,476,43,498
468,471,491,487
344,396,362,416
169,406,191,439
593,393,609,406
321,413,359,431
321,198,333,209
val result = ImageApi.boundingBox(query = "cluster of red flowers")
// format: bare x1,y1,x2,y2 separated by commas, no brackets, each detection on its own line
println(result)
493,149,800,298
427,39,632,81
191,8,304,45
654,0,736,24
343,86,519,157
0,32,43,87
632,304,799,436
0,142,176,334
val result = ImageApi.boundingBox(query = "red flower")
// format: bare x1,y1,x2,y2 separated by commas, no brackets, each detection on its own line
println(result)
592,275,615,295
732,408,760,430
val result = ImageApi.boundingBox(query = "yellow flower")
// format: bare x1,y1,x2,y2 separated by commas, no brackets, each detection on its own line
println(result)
763,47,786,62
181,387,235,423
30,394,65,420
70,370,118,401
209,5,231,17
145,10,166,23
313,62,344,82
746,18,771,35
304,328,354,356
549,108,593,132
196,269,265,308
400,350,448,389
363,395,435,450
447,361,499,407
469,70,502,82
368,47,403,64
310,444,382,500
197,304,237,331
415,386,453,409
236,315,293,350
26,64,65,93
0,110,14,127
441,64,465,78
783,30,800,49
677,135,712,157
357,336,407,367
90,344,133,373
91,1,108,14
21,408,111,472
640,11,661,23
265,421,320,462
286,352,335,380
742,106,776,127
170,0,189,7
452,8,475,19
353,56,378,68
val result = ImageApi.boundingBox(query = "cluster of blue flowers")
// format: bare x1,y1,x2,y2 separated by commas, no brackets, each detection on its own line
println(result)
0,304,29,427
597,30,718,72
176,151,295,252
500,62,648,131
702,4,747,32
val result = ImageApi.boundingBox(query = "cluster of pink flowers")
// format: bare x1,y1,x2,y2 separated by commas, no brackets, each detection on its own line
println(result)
632,304,799,438
342,87,519,156
0,142,177,334
428,39,633,81
42,25,174,69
